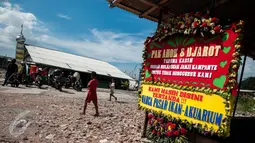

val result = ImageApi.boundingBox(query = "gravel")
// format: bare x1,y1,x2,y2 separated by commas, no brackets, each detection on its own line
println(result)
0,84,144,143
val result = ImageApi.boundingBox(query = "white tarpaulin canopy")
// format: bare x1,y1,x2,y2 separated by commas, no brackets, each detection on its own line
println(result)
25,45,133,80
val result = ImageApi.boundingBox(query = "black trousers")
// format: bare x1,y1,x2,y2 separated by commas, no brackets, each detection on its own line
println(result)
3,72,11,85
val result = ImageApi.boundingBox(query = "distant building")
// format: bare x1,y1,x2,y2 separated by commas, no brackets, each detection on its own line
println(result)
0,55,13,69
21,44,134,88
13,25,135,88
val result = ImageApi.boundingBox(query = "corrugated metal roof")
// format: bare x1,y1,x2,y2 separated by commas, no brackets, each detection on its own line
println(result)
25,45,133,80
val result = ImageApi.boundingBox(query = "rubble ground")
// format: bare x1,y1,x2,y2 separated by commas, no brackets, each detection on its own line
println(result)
0,84,145,143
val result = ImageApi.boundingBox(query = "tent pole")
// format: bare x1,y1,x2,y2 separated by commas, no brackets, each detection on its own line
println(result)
232,54,247,117
142,9,163,138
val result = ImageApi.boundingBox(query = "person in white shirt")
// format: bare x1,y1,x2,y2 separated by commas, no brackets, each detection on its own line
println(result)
109,79,117,101
73,72,80,82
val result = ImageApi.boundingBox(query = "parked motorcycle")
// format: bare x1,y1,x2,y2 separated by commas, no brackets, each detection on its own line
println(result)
53,73,65,91
64,75,73,89
35,74,42,88
48,69,62,87
73,79,82,91
22,74,33,87
6,72,20,87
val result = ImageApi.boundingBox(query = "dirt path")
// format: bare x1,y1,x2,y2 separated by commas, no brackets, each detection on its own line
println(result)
0,85,145,143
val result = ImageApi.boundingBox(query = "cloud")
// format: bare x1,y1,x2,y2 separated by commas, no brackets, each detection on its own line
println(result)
0,1,145,63
0,1,48,52
57,13,71,20
33,29,144,63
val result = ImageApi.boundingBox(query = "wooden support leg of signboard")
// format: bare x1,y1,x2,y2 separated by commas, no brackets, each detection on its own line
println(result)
142,111,149,137
232,54,247,117
190,128,197,143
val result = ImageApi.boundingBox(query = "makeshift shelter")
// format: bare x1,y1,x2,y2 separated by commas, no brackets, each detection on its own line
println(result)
23,44,133,88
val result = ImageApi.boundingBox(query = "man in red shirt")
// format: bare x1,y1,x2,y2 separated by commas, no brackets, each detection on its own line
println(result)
82,71,99,116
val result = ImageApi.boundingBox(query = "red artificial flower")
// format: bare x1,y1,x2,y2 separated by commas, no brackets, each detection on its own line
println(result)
231,23,237,30
159,118,164,124
148,119,152,125
156,117,161,121
211,17,217,22
180,128,186,135
164,29,168,33
157,131,161,136
166,122,172,127
174,130,179,136
171,123,176,129
148,113,154,119
201,22,207,27
192,22,198,28
203,14,209,18
152,130,156,134
214,25,221,32
195,12,201,17
186,23,190,28
189,12,194,16
165,131,173,137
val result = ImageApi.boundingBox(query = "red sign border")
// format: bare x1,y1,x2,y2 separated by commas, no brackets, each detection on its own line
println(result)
138,20,244,137
141,23,243,98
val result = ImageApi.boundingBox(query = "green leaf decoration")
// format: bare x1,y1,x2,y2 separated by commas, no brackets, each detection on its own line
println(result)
222,32,229,41
182,37,189,45
220,61,227,68
153,42,163,48
213,75,226,88
149,43,154,49
147,53,151,58
167,39,176,47
198,37,204,42
175,37,179,46
179,36,183,46
184,37,196,47
145,70,151,78
205,35,219,43
223,46,231,54
146,62,150,66
192,82,197,84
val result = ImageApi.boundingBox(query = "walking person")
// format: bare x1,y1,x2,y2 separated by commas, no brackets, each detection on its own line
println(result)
109,79,117,101
2,59,18,86
81,71,99,116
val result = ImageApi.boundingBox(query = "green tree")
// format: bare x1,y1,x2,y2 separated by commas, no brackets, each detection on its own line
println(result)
121,80,129,90
238,76,255,112
240,76,255,90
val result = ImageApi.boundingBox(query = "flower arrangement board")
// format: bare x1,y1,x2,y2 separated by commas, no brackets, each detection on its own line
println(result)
139,11,244,138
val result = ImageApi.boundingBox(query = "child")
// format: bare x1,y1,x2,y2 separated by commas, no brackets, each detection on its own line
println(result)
109,78,117,101
82,71,99,116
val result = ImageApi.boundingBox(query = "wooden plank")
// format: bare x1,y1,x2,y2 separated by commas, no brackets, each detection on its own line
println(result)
116,3,158,22
112,0,124,5
215,0,230,7
142,111,149,137
140,0,161,8
139,0,169,17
